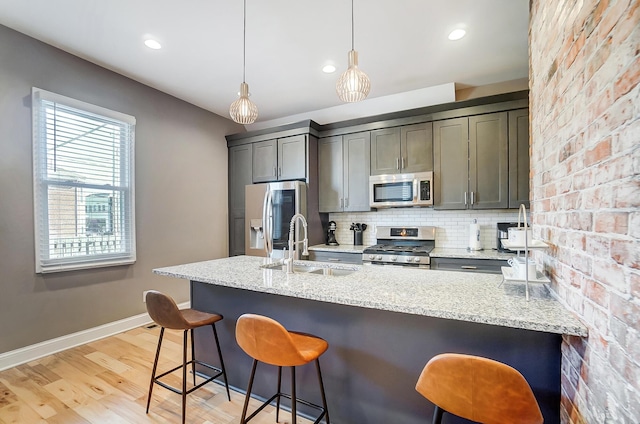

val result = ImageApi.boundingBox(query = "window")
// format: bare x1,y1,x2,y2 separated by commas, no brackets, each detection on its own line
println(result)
32,88,136,273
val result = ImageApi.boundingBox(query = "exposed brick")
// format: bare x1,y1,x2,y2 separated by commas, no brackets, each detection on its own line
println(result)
586,234,611,257
613,178,640,208
596,154,636,185
594,211,629,234
602,95,635,130
572,251,594,274
627,326,640,363
611,238,640,269
584,185,615,209
585,137,612,165
586,36,612,84
632,272,640,298
593,259,628,292
611,292,640,328
613,55,640,100
598,0,633,44
611,0,640,46
585,278,610,305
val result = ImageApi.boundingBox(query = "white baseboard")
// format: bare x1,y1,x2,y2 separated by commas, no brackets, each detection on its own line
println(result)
0,301,190,372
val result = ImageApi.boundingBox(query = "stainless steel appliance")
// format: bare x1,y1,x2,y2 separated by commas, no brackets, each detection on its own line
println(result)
362,226,436,268
245,181,307,259
497,222,519,253
369,171,433,208
326,221,338,246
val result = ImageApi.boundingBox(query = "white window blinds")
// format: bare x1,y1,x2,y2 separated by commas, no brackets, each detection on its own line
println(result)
32,88,136,273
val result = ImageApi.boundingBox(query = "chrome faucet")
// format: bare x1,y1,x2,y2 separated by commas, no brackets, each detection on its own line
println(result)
284,213,309,273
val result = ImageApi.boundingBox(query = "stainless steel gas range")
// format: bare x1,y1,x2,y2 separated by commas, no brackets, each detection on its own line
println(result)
362,226,436,268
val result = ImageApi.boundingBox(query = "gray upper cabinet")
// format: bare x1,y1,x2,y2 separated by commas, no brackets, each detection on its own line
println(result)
252,134,306,183
228,144,253,256
508,109,530,209
318,132,371,213
370,123,433,175
434,112,508,209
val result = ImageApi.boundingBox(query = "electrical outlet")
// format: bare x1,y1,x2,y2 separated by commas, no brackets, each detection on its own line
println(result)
143,290,151,302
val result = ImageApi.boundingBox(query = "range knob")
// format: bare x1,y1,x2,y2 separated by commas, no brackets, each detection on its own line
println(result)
390,256,397,262
368,254,375,260
413,257,421,263
376,255,382,260
406,256,414,263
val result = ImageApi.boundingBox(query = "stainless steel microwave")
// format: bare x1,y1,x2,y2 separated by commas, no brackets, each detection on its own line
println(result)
369,171,433,208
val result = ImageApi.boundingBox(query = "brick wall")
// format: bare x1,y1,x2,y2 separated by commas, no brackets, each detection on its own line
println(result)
530,0,639,422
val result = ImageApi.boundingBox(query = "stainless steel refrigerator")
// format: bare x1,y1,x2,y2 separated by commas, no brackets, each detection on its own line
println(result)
245,181,308,259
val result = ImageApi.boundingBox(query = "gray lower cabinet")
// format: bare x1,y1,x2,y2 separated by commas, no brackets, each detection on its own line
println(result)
228,144,253,256
370,122,433,175
431,257,507,274
434,112,509,209
508,109,530,209
252,134,306,182
318,132,371,212
308,250,363,265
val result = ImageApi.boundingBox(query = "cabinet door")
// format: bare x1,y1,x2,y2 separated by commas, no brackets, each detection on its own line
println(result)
228,144,253,256
509,109,530,209
401,122,433,173
343,131,371,211
252,139,277,183
434,117,469,209
278,135,307,181
469,112,508,209
370,128,401,175
318,136,344,213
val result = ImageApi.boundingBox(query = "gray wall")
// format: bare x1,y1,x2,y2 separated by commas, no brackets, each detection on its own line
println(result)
0,24,243,353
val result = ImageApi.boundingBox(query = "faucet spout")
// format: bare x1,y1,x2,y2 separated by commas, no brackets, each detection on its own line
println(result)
285,213,309,273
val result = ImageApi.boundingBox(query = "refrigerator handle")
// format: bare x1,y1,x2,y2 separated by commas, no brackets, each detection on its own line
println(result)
262,187,272,256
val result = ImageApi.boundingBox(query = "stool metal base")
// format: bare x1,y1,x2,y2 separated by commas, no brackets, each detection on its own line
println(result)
240,359,330,424
146,324,230,424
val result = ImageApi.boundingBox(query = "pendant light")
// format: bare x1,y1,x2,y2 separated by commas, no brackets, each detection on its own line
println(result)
336,0,370,102
230,0,258,124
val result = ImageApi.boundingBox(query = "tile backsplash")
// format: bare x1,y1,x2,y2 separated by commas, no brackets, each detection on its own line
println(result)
329,209,523,249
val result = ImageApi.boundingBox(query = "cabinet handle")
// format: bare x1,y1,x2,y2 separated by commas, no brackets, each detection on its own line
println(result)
461,265,477,270
273,167,277,177
396,158,400,170
401,157,405,169
328,258,341,262
278,167,282,177
471,191,475,205
340,198,343,208
345,198,349,208
464,192,468,205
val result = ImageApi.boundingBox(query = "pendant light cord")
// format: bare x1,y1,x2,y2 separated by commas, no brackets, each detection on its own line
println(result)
351,0,354,50
243,0,247,83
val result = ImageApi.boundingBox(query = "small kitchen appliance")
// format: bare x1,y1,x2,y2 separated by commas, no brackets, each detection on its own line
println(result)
362,226,436,268
326,221,339,246
369,171,433,208
496,222,519,253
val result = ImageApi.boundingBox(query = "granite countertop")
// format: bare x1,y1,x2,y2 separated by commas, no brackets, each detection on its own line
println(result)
308,244,368,254
154,256,586,337
430,248,517,260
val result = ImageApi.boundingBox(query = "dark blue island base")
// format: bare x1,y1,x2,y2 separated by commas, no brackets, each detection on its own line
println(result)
191,281,561,424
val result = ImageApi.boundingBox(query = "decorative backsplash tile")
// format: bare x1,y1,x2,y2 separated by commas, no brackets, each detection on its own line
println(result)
329,209,521,249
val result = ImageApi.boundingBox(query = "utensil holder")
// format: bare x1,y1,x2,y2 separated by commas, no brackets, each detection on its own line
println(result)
353,230,363,246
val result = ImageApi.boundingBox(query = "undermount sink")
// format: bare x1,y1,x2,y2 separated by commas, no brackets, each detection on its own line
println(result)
260,262,356,277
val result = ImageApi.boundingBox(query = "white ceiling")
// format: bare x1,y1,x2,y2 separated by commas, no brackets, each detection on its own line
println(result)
0,0,529,129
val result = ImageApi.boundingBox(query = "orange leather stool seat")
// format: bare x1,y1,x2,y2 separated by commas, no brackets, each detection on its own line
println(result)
416,353,543,424
145,290,230,424
236,313,330,424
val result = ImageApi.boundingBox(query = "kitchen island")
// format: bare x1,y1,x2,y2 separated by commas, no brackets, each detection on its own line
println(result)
154,256,586,424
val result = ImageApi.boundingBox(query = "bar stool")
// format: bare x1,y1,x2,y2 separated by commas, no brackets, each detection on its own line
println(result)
415,353,543,424
145,290,230,424
235,313,330,424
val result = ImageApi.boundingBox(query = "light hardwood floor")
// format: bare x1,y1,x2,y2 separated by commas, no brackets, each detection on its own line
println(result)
0,325,313,424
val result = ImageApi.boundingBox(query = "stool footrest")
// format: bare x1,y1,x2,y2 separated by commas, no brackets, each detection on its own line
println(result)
243,391,327,424
154,359,224,396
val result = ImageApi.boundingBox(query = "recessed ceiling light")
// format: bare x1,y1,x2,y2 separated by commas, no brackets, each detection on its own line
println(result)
144,39,162,50
448,29,466,41
322,64,337,73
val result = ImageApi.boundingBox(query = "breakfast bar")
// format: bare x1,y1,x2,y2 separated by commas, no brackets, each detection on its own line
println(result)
154,256,586,424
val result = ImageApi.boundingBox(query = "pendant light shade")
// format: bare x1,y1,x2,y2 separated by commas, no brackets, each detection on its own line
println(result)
230,0,258,124
336,0,370,103
336,50,370,102
230,82,258,124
